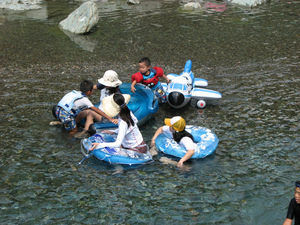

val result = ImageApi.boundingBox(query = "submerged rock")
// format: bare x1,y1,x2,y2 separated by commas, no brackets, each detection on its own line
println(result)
0,0,42,11
127,0,140,5
229,0,267,7
59,1,99,35
183,2,202,10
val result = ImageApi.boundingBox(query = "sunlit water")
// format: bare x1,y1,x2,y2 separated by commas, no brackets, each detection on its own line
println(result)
0,0,299,224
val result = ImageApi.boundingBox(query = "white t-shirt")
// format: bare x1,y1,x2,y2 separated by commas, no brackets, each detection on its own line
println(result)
96,112,143,149
162,125,196,150
98,88,110,111
74,96,94,110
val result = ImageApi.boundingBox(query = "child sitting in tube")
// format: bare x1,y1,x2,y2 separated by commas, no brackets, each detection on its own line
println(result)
89,93,148,153
130,57,170,103
150,116,195,168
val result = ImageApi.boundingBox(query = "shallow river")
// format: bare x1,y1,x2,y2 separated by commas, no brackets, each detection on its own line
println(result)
0,0,299,224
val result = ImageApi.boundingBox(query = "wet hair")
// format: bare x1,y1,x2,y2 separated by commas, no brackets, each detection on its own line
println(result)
107,86,120,95
139,57,151,67
296,181,300,188
113,93,134,127
173,129,194,143
80,80,94,94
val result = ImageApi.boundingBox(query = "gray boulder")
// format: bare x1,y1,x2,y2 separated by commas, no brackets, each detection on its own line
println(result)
59,1,99,34
0,0,42,11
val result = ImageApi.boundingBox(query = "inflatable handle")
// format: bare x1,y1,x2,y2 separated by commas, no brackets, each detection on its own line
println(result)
184,60,192,73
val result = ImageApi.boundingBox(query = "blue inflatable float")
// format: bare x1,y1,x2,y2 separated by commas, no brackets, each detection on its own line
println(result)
155,125,219,158
89,83,159,130
161,60,222,109
81,133,153,165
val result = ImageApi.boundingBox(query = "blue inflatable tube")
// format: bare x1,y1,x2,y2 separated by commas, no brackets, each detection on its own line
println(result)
91,83,159,130
155,125,218,158
81,133,153,165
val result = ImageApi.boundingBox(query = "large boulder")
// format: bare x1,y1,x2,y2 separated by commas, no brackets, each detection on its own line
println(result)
59,1,99,34
0,0,42,10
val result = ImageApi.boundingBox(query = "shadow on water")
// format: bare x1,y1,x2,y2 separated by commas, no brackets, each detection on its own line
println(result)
0,0,299,224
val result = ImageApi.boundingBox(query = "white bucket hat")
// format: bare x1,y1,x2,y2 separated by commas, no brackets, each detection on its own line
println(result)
98,70,122,87
102,94,131,117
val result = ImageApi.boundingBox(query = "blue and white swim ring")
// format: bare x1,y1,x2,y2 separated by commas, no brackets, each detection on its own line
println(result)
155,125,219,158
81,133,153,165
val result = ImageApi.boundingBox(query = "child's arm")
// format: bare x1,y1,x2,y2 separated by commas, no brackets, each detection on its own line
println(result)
150,126,164,147
131,80,137,93
90,106,118,124
177,149,195,168
162,74,170,83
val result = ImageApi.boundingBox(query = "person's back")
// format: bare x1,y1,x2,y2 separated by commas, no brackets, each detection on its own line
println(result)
56,80,118,138
56,80,95,131
89,93,148,154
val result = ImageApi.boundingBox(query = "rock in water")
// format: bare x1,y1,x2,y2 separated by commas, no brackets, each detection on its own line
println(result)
229,0,267,7
59,1,99,34
0,0,42,10
127,0,140,5
183,2,202,10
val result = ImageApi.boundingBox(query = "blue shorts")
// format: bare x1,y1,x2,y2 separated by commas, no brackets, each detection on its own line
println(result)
56,107,77,131
153,84,167,103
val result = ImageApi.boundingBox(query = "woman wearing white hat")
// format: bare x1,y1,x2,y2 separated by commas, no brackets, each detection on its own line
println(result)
150,116,195,168
89,93,148,153
93,70,123,115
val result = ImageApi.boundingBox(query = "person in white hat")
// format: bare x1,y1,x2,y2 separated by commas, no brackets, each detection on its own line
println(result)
93,70,123,115
150,116,195,168
89,93,148,153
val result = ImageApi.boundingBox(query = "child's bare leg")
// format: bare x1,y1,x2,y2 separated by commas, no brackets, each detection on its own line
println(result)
69,127,78,136
83,111,102,131
74,110,102,139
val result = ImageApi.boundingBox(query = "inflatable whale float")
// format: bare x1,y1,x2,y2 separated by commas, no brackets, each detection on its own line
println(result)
161,60,222,109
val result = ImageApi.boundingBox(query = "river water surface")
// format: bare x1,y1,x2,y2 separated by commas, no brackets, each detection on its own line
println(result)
0,0,299,224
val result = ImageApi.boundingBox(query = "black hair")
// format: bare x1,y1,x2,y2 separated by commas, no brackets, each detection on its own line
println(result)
173,129,194,143
107,86,120,95
296,181,300,186
113,93,134,127
139,57,151,67
80,80,94,94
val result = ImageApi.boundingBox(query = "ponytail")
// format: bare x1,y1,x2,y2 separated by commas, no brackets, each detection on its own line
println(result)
113,94,134,127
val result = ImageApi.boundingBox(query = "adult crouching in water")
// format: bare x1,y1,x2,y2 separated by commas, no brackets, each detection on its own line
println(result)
89,93,148,153
150,116,195,168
